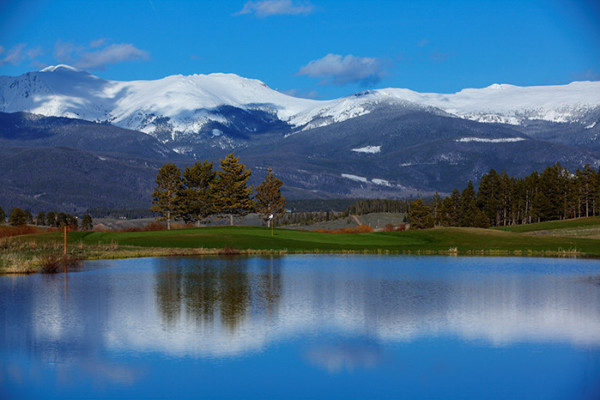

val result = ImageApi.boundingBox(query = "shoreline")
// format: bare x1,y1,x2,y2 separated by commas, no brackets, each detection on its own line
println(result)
1,245,594,275
2,220,599,275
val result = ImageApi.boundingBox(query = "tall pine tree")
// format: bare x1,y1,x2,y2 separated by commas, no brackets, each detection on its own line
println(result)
255,167,286,227
408,199,434,230
151,163,184,230
182,160,216,226
459,181,478,227
212,153,255,226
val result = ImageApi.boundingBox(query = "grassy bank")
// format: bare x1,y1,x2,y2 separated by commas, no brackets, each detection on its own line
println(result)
2,217,600,274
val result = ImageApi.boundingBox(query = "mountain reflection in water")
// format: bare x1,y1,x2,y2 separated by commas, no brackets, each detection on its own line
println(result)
2,256,600,363
122,256,600,357
2,255,600,399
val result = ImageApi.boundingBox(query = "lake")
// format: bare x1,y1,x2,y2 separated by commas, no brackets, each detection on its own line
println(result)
1,255,600,399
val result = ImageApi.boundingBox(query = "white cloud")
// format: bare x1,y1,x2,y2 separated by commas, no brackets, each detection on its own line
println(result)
54,39,150,70
89,38,108,48
0,43,43,67
27,46,43,60
297,54,386,86
236,0,313,17
76,43,150,69
0,43,26,66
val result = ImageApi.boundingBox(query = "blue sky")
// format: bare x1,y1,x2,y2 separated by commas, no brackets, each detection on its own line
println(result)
1,0,599,99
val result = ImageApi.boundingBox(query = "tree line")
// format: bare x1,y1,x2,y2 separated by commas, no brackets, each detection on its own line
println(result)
151,153,286,229
0,206,93,230
342,199,410,216
408,163,600,229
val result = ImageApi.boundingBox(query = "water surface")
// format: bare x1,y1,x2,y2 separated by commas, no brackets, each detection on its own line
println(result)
1,255,600,399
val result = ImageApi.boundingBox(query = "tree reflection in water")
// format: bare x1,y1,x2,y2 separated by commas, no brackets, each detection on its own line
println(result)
154,256,282,332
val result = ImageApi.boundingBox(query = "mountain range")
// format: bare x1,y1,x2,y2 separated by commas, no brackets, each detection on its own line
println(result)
1,65,599,212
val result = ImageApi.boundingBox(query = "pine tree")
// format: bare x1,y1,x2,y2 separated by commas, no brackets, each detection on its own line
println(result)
432,193,443,227
408,199,434,230
477,169,501,226
36,211,46,226
24,210,34,225
499,171,512,226
151,163,184,230
0,206,5,225
532,191,552,222
46,211,57,227
459,181,478,227
181,160,216,226
580,164,595,217
56,212,68,227
255,167,286,227
9,208,27,226
211,153,255,226
81,214,93,231
473,209,490,228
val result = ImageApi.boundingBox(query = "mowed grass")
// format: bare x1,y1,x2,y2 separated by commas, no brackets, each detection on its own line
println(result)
3,217,599,274
493,217,600,240
22,223,600,257
497,217,600,233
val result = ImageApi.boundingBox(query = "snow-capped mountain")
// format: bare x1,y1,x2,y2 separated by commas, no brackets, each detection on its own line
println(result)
2,66,600,210
0,65,320,142
1,65,599,151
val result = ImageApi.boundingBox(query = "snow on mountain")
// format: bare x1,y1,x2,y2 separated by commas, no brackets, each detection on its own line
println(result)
281,81,600,132
1,65,599,143
354,81,600,125
0,65,322,140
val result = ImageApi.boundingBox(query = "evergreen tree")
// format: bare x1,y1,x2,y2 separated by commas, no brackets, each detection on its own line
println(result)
211,153,255,226
539,165,562,220
499,171,512,226
255,167,286,226
532,191,552,222
477,169,501,226
431,193,443,227
67,214,78,230
151,163,184,230
81,214,93,231
56,212,68,227
408,199,434,229
9,208,27,226
0,206,5,225
24,210,34,225
459,181,478,227
46,211,57,227
440,189,461,226
440,196,455,227
181,160,216,225
36,211,46,226
473,209,490,228
592,168,600,215
580,164,595,217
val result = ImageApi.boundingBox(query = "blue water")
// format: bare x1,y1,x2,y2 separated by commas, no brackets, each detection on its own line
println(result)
1,255,600,399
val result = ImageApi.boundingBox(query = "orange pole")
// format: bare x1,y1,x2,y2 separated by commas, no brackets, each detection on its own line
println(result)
64,226,67,256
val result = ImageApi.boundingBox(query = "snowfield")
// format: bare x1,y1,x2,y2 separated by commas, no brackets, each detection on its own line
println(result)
456,137,526,143
351,145,381,153
1,65,599,139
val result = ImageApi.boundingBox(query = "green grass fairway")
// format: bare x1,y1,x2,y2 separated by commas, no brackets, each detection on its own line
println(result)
496,217,600,234
31,224,600,257
4,218,600,274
